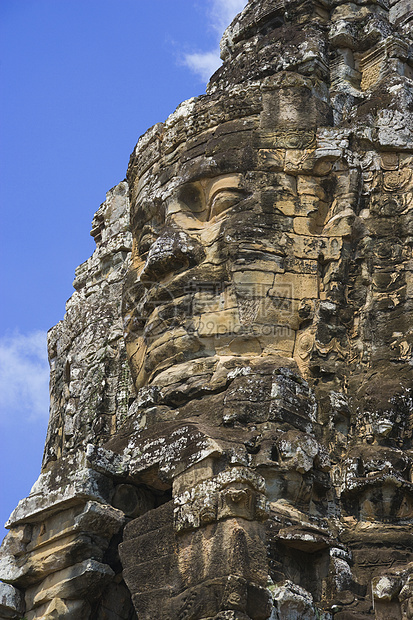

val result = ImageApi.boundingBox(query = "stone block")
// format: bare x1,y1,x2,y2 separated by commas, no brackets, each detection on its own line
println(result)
6,466,113,528
25,560,114,610
25,597,91,620
123,501,174,541
131,587,172,620
0,582,24,619
269,273,318,301
3,3,413,620
120,525,175,565
122,554,178,596
95,581,137,620
2,534,105,587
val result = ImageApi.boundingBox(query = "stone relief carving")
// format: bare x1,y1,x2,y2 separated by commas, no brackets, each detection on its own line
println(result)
1,0,412,619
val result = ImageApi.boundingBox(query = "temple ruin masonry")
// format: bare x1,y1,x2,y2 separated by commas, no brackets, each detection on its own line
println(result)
1,0,413,618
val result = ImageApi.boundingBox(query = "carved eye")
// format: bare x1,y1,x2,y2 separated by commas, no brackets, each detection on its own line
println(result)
178,185,204,214
209,190,244,219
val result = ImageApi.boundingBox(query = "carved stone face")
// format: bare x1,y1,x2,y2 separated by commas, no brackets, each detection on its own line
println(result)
124,146,314,391
123,72,355,395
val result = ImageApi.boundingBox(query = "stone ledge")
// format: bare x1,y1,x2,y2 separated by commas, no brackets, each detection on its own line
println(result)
0,582,24,619
6,467,112,528
25,559,114,610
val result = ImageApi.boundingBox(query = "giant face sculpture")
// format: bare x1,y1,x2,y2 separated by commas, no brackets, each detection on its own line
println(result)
1,2,412,619
123,76,338,396
119,46,413,615
118,79,345,617
125,166,299,391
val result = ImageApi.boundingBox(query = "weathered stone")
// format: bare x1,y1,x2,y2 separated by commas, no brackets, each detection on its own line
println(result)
269,580,323,620
0,582,24,619
0,501,124,589
1,1,413,619
25,597,91,620
5,459,113,528
24,559,114,610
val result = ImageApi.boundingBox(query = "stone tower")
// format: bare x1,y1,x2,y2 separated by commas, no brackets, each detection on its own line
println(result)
1,1,413,618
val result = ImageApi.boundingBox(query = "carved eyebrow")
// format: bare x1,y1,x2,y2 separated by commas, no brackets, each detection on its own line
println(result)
207,187,248,220
208,186,246,203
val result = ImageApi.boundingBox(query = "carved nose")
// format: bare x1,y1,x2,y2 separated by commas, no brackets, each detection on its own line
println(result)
140,230,203,284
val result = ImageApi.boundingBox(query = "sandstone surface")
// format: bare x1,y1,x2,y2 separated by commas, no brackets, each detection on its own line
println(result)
1,1,413,618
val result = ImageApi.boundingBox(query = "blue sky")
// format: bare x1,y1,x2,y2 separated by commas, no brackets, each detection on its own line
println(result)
0,0,247,536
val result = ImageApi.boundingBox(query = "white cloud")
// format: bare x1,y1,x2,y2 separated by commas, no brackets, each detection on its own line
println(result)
183,51,222,83
209,0,248,34
0,331,50,423
182,0,247,82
